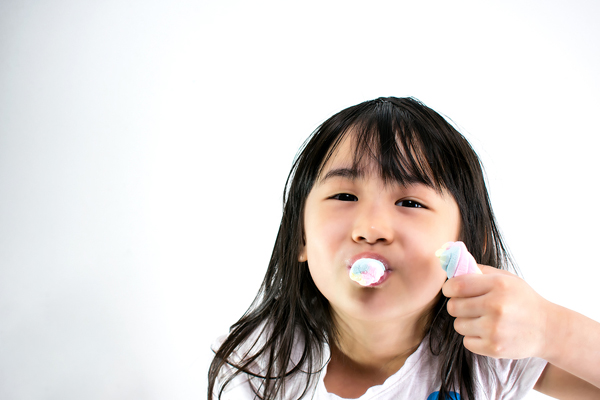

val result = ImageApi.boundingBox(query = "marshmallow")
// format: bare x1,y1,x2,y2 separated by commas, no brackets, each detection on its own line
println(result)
349,258,385,286
435,241,482,278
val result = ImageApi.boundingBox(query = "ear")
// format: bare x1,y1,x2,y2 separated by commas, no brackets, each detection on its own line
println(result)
298,246,307,262
298,229,307,262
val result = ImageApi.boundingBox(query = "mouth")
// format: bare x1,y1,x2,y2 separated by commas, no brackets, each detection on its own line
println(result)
346,252,392,287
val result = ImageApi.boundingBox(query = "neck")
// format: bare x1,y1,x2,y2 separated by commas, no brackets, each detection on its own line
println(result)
323,307,434,398
332,310,428,373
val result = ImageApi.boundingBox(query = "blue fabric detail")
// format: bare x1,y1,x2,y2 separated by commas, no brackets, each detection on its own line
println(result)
426,391,461,400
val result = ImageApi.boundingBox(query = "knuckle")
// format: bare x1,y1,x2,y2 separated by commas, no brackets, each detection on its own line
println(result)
455,279,468,293
485,326,507,357
446,299,457,316
494,276,511,291
488,301,508,317
488,342,505,358
453,318,463,333
445,280,464,297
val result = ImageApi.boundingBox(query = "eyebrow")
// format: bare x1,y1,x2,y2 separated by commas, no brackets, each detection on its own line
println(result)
318,166,438,192
318,167,365,184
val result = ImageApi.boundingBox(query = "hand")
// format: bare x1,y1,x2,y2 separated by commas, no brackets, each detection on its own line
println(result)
441,265,551,360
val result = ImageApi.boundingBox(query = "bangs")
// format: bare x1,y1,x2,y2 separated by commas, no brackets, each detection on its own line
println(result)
316,98,464,193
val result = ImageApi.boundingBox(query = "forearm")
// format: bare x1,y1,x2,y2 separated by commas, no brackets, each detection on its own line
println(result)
541,301,600,388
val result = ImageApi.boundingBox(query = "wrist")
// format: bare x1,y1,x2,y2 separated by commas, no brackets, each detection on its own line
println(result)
537,300,569,362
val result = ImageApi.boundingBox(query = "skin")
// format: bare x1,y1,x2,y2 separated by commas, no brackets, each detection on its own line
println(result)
298,135,461,397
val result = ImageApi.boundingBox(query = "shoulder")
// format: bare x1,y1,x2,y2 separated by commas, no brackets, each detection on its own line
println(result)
211,322,274,378
210,324,271,400
211,325,328,400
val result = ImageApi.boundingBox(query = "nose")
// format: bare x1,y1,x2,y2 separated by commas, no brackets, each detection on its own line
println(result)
351,202,395,245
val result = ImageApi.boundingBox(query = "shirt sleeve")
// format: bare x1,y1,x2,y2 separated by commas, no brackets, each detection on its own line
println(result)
474,356,548,399
214,370,259,400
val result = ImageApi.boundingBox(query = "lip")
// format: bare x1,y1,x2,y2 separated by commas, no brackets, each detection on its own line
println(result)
346,252,392,287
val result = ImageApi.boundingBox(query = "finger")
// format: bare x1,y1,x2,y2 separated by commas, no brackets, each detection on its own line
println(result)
462,336,491,357
442,273,493,298
453,316,482,338
462,336,510,359
447,297,485,318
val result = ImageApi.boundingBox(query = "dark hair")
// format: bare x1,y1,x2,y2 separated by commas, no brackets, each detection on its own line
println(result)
208,97,514,400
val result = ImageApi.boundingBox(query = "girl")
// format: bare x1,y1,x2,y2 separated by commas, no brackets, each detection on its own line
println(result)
209,97,600,399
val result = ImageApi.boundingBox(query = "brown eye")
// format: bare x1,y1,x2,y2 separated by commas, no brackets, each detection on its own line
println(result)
331,193,358,202
396,199,423,208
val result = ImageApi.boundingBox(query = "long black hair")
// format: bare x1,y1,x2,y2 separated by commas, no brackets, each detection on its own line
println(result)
208,97,514,400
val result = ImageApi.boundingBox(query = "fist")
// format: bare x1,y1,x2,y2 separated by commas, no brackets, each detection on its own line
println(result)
441,265,550,360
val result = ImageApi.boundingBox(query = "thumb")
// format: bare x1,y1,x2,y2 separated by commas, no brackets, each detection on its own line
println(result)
479,264,514,276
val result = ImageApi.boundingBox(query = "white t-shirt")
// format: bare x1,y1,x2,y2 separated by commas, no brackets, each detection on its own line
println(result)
212,333,547,400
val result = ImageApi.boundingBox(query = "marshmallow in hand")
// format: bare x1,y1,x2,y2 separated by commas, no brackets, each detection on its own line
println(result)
435,241,482,278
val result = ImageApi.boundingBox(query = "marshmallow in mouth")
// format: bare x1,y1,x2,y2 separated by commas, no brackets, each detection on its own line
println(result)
349,258,386,286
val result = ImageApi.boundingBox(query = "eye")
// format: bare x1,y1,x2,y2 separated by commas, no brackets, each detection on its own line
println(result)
396,199,424,208
331,193,358,202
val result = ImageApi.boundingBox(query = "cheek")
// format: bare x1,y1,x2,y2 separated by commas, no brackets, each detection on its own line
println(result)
305,222,343,277
303,215,354,299
304,208,349,258
442,198,462,241
395,229,449,292
303,219,337,280
402,249,447,287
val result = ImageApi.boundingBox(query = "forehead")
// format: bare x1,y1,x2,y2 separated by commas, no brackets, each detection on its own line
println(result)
316,131,436,190
316,134,372,182
320,134,359,169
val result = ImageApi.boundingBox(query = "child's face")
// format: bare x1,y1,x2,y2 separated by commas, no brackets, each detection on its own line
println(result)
300,135,461,324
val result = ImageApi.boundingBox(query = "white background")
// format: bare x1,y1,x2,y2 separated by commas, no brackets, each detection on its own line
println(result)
1,1,599,399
